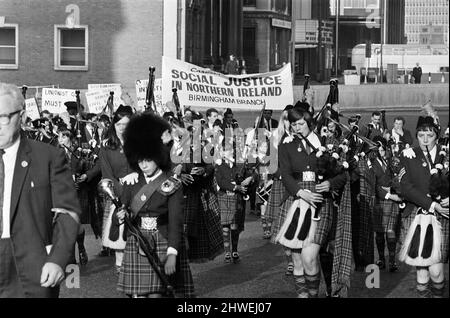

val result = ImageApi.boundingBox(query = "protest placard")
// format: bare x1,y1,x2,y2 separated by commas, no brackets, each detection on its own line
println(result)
162,56,293,110
88,83,124,110
135,78,166,114
41,88,76,114
25,98,40,120
85,90,110,114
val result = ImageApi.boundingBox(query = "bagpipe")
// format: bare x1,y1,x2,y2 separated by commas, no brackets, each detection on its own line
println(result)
235,99,268,201
171,88,184,128
72,91,99,175
428,145,449,219
145,67,157,114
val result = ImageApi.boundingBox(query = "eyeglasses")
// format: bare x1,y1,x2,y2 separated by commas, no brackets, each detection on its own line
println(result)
0,110,22,125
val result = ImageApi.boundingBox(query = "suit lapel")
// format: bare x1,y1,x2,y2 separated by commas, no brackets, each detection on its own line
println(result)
10,138,32,222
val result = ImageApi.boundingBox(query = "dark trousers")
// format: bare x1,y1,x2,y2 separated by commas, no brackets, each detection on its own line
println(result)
0,238,59,298
0,239,25,297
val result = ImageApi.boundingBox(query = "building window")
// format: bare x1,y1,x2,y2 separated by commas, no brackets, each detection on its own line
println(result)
54,25,88,71
244,0,256,6
0,24,18,69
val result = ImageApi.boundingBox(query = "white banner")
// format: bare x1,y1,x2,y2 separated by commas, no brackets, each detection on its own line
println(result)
41,88,76,114
25,98,40,120
85,90,110,114
135,78,166,114
162,56,293,110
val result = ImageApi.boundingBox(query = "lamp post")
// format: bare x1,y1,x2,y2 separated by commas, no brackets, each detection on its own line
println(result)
335,0,339,79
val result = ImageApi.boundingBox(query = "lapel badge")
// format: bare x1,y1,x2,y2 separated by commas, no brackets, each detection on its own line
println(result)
21,161,28,168
161,179,175,193
422,161,427,168
297,145,302,153
140,194,147,202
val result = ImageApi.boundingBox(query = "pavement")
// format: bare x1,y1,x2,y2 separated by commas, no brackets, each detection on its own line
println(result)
60,212,449,298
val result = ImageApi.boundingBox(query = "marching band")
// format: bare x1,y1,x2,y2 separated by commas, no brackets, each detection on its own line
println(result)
2,76,449,299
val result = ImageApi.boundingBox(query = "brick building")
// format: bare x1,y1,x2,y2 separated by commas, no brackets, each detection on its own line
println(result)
0,0,172,93
0,0,243,96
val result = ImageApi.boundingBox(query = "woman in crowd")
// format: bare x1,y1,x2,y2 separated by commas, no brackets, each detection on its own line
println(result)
99,105,135,274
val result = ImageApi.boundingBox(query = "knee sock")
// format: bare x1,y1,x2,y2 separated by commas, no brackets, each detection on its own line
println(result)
304,272,321,298
416,281,431,298
284,248,293,265
77,230,86,251
222,226,231,254
261,216,268,233
375,232,385,260
386,235,397,263
430,280,445,298
320,251,333,296
231,229,240,253
115,251,124,267
294,275,309,298
267,220,272,233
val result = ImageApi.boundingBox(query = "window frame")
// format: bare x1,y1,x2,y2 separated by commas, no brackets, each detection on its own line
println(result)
0,23,19,69
54,24,89,71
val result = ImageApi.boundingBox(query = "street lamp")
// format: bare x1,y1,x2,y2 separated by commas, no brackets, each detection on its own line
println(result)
335,0,340,79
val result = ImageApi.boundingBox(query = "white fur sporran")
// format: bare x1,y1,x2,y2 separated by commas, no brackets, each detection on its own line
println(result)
275,198,317,249
399,209,442,267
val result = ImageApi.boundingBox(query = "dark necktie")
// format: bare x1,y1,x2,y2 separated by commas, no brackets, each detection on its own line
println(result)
0,149,5,237
425,148,434,170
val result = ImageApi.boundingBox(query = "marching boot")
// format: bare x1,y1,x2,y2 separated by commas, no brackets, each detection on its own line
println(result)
320,250,333,297
77,230,88,266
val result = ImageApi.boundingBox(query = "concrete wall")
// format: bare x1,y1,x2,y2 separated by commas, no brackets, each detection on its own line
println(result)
0,0,163,91
294,83,449,111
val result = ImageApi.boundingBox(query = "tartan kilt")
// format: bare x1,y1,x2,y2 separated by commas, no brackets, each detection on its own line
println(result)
217,192,245,232
184,189,224,263
358,195,375,265
271,181,334,247
265,179,286,221
118,229,195,297
373,198,399,233
400,210,449,264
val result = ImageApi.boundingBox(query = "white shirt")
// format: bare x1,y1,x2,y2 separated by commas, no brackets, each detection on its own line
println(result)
144,169,178,256
1,137,21,238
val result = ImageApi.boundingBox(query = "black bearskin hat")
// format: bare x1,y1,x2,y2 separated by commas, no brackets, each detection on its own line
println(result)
123,113,173,173
416,116,438,130
294,101,312,115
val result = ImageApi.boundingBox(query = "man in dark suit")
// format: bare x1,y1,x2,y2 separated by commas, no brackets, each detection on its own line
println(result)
412,62,422,84
0,83,80,298
262,109,278,131
359,111,384,141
